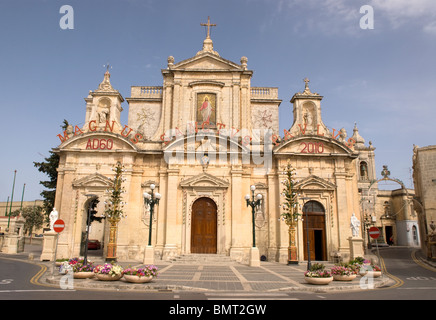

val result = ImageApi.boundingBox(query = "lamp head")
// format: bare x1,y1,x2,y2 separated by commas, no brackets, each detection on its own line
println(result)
143,192,151,200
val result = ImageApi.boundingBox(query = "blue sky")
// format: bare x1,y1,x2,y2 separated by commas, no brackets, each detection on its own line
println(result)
0,0,435,201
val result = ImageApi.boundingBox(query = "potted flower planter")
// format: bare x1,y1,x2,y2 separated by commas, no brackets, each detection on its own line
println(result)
122,266,158,283
359,265,381,277
93,263,124,281
304,276,334,285
124,275,153,283
331,266,357,281
333,274,357,281
304,266,333,285
95,273,123,281
74,272,95,279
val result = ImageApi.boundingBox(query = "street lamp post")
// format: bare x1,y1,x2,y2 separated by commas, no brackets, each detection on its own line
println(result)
300,197,311,271
7,170,17,232
245,185,262,267
143,184,161,264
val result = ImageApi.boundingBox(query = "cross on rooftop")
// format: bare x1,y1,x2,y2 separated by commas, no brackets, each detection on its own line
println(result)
201,16,216,39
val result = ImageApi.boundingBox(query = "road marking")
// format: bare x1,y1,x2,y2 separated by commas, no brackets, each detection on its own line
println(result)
0,289,76,293
0,279,13,285
412,250,436,272
379,256,404,289
398,287,436,290
205,292,289,297
205,293,297,300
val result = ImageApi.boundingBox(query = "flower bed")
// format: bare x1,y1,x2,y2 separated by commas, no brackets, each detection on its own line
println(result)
94,263,124,280
304,263,333,285
122,265,158,283
331,265,357,281
123,265,158,278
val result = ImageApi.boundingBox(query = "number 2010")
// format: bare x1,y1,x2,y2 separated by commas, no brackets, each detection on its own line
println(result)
300,142,324,154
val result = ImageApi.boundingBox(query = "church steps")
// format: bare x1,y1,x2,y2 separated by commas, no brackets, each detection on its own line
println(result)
169,254,237,265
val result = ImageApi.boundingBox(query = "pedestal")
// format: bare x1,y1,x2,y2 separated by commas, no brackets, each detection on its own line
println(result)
348,237,364,260
1,234,20,254
162,244,177,261
143,245,155,265
40,232,58,261
249,247,260,267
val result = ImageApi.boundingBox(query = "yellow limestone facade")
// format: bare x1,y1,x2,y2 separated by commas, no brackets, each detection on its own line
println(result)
53,28,372,264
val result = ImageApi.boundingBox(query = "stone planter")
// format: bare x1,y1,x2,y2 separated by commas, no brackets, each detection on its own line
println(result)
333,274,357,281
366,271,382,278
359,270,381,278
95,273,123,281
73,272,95,279
123,275,153,283
304,276,333,285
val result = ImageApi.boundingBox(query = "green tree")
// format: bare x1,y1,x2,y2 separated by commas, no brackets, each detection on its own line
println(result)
11,206,44,236
280,161,300,226
33,120,69,223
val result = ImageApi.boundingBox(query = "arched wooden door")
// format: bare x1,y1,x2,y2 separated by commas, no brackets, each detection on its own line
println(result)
191,197,217,254
302,200,327,261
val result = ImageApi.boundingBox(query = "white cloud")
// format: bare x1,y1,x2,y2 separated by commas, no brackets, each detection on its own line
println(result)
264,0,436,36
369,0,436,32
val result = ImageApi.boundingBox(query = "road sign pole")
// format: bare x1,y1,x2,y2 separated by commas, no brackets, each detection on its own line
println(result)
51,235,59,277
369,227,382,273
51,219,65,276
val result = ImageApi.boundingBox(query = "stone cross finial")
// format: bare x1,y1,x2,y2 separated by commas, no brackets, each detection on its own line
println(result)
304,77,310,89
201,16,216,39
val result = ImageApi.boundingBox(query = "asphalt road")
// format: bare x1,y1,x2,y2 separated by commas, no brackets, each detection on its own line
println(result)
0,247,434,305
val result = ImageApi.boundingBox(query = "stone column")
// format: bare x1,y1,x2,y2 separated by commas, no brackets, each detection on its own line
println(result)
229,167,244,261
163,168,180,260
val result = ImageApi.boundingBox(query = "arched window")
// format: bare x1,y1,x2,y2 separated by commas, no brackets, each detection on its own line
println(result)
360,161,368,180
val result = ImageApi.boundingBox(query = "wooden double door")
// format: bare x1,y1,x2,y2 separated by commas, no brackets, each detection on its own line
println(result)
191,197,217,254
302,201,327,261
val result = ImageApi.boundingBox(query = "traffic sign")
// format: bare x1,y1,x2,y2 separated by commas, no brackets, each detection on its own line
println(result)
369,226,380,239
53,219,65,233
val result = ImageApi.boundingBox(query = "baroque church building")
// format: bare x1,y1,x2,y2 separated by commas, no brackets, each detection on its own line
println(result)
53,21,381,264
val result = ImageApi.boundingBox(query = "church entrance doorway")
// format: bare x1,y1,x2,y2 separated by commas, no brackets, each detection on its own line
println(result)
302,201,327,261
191,197,217,254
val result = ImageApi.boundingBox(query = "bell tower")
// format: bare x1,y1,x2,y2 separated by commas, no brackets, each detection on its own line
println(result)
83,66,124,133
289,78,329,137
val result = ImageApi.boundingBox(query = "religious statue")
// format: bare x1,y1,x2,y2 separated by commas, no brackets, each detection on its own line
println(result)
49,208,59,232
98,109,109,124
350,213,361,237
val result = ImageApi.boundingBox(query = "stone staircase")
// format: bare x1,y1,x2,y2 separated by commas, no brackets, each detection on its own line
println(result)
169,254,238,265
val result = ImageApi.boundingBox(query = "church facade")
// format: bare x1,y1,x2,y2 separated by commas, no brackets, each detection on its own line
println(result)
53,26,378,264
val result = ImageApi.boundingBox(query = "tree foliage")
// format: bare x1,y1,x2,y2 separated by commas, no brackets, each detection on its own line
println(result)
33,120,68,222
280,161,300,226
11,206,44,236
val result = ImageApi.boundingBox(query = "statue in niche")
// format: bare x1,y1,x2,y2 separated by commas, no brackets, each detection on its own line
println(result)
303,109,313,128
98,109,109,125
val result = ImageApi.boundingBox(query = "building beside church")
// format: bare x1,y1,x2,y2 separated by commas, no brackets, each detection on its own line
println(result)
413,145,436,259
51,20,417,264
